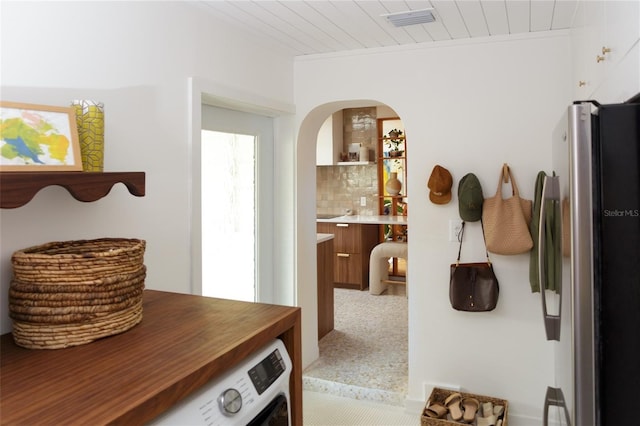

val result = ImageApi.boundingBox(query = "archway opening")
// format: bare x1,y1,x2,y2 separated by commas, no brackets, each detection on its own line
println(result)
300,101,410,405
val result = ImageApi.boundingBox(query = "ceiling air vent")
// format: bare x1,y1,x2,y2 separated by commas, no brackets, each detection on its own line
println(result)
382,8,435,27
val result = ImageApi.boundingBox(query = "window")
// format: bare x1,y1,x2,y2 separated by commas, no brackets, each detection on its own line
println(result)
201,130,256,301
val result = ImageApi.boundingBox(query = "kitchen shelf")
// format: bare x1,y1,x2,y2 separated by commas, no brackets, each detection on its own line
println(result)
336,161,375,166
377,118,408,263
0,171,145,209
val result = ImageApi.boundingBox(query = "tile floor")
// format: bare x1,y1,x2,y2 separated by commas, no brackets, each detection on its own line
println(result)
303,284,411,422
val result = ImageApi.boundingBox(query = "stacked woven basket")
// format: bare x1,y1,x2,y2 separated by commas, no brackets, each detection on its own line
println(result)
9,238,146,349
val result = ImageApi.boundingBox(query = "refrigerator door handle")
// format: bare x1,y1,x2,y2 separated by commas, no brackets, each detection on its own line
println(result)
543,386,571,426
539,175,561,341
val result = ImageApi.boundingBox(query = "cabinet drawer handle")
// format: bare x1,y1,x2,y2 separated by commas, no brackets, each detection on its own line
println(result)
336,223,349,227
337,253,350,258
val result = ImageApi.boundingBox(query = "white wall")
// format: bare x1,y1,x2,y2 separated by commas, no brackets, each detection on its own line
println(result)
3,1,637,424
294,33,572,423
0,2,295,333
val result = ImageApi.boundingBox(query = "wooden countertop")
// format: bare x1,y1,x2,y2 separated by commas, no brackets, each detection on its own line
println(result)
0,290,302,425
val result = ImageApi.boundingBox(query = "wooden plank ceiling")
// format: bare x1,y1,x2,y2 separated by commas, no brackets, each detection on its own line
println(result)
193,0,578,56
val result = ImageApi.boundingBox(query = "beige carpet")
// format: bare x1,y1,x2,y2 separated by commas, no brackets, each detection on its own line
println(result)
303,285,408,405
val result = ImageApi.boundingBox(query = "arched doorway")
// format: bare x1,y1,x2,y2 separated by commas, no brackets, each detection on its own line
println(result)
299,101,409,406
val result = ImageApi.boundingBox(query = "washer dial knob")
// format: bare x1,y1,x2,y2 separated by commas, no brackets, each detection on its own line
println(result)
219,388,242,415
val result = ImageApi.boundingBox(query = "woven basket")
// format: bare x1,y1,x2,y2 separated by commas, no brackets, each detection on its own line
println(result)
9,238,146,349
421,387,508,426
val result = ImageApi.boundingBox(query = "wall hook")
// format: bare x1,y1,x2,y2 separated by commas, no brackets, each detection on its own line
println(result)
596,55,605,63
602,46,611,55
502,163,510,183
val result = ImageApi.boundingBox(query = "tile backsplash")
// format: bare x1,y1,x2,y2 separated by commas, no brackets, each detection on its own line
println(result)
316,164,378,216
317,107,380,216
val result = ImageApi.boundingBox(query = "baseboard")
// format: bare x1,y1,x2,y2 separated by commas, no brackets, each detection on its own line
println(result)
403,396,426,416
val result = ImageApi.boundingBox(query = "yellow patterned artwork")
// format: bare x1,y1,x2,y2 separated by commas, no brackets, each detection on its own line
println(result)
72,100,104,171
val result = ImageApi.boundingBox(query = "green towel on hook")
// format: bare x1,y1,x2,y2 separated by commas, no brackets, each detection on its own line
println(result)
529,171,559,293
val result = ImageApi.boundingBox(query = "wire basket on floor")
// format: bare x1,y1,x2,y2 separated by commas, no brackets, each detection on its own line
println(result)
9,238,146,349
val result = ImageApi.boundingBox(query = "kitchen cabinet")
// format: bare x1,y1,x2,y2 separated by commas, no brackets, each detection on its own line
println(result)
316,111,343,165
0,290,302,425
317,235,334,339
317,222,379,290
572,1,640,99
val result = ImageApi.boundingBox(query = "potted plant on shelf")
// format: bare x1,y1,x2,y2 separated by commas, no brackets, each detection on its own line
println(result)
385,129,404,157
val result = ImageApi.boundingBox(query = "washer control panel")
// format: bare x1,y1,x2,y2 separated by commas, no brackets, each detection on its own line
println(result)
248,346,287,395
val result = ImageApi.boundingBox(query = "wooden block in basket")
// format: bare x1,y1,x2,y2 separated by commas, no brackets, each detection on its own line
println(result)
421,387,508,426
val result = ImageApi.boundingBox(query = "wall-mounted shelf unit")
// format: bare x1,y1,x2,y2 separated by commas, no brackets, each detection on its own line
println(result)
377,118,407,280
377,118,407,239
0,172,145,209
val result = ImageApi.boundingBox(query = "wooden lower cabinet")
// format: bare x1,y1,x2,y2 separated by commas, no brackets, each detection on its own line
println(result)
334,252,363,286
317,222,379,290
317,238,334,339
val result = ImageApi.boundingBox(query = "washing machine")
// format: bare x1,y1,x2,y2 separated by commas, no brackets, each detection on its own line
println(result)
149,339,292,425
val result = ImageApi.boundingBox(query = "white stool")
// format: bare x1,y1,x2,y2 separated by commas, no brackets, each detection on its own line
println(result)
369,242,408,295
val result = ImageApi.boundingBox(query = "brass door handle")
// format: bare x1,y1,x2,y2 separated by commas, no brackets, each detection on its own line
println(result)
337,253,350,258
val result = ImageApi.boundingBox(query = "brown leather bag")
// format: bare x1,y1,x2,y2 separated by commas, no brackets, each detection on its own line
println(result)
450,222,499,312
482,164,533,255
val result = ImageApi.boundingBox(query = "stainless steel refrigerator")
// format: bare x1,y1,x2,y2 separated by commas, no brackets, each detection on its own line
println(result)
539,95,640,426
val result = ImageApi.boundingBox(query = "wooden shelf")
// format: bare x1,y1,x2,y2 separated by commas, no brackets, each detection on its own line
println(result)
377,118,408,253
336,161,374,166
0,171,145,209
379,156,406,161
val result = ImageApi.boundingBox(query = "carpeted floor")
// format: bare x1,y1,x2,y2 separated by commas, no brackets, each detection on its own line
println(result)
303,285,408,405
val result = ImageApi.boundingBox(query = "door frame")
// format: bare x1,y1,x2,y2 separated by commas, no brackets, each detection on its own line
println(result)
188,77,295,302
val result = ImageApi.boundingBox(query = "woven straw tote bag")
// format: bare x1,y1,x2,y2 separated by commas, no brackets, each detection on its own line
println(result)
482,164,533,255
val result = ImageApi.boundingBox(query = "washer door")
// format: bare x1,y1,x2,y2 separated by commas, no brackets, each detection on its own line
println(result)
247,393,289,426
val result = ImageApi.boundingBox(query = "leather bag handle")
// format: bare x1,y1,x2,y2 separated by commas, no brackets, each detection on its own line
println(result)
456,221,491,265
495,163,521,197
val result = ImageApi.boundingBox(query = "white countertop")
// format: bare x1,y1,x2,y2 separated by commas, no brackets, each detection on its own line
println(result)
317,233,335,244
317,215,408,225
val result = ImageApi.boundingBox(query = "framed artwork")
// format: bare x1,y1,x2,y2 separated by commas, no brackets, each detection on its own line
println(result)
0,101,82,171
